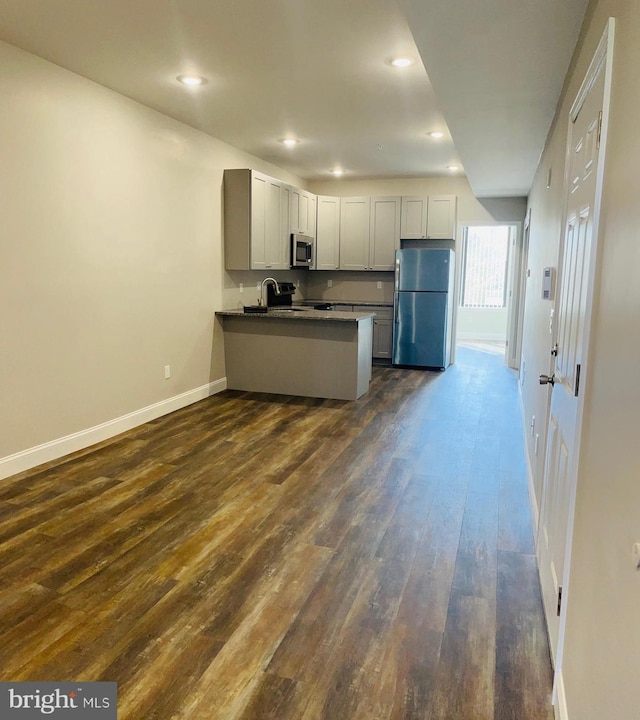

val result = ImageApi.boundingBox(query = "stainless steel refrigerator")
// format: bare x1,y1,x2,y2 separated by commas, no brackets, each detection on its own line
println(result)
392,248,455,369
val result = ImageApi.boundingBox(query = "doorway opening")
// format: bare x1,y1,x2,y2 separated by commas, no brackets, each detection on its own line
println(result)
456,223,520,365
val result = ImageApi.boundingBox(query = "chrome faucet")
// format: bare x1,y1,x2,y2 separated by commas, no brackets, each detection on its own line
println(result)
259,277,280,307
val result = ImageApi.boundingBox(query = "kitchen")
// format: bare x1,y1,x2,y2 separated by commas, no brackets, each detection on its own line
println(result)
217,167,525,399
218,170,468,399
5,0,636,718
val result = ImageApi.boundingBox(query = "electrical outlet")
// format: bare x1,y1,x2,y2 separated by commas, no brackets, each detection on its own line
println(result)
377,281,382,289
239,283,243,293
328,279,333,288
535,433,540,456
530,415,535,436
164,365,171,380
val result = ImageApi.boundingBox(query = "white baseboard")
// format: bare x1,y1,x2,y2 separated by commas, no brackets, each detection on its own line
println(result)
554,669,568,720
0,378,227,482
456,332,507,341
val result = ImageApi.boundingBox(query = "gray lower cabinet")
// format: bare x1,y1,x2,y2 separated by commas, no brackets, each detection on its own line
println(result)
353,305,393,359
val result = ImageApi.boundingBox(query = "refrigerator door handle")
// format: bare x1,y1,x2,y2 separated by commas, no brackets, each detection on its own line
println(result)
393,292,399,323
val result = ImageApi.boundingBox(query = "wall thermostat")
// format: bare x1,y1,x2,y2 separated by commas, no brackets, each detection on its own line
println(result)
542,267,555,300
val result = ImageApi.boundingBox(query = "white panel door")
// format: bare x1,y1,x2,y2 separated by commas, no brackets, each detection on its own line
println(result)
538,64,606,663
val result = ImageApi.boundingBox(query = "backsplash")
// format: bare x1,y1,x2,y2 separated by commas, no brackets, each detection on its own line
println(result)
306,271,394,303
223,269,308,309
224,269,395,308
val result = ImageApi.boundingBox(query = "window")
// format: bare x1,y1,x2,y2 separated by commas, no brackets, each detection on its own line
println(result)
460,226,510,308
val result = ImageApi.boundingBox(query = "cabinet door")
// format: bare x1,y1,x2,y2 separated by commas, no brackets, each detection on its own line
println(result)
264,178,281,267
290,188,317,239
353,306,393,359
427,195,457,239
307,194,317,240
373,318,393,358
250,172,268,270
263,178,286,269
275,183,290,269
369,197,401,270
401,196,428,239
290,186,302,234
340,197,370,270
315,196,340,270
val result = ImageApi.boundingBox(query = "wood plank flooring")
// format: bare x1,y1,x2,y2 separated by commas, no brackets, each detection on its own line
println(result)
0,347,553,719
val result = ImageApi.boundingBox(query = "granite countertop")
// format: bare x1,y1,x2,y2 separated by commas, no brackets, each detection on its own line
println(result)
216,307,375,322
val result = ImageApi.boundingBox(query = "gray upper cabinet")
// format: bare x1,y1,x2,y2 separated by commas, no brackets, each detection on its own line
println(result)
400,194,457,240
224,169,290,271
400,196,428,239
290,187,317,239
426,194,457,239
339,197,371,270
339,196,400,271
315,195,341,270
369,196,401,270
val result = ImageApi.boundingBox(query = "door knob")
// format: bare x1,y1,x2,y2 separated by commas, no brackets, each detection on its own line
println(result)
539,374,556,386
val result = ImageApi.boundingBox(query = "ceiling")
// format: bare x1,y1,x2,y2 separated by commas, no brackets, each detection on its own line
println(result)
0,0,589,197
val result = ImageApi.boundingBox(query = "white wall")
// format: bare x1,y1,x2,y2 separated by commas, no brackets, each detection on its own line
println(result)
520,2,640,717
0,40,303,478
456,307,508,341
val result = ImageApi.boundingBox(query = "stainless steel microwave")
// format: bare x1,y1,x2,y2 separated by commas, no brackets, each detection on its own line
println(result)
291,233,314,268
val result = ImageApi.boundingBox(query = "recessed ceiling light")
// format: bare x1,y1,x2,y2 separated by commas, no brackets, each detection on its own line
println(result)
390,57,413,68
176,74,207,86
447,165,459,172
331,169,344,177
429,131,444,139
280,138,299,147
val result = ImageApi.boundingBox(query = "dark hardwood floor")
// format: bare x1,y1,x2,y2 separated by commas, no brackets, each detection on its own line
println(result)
0,347,553,719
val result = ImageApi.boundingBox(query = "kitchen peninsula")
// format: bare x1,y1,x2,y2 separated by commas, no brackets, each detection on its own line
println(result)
216,308,374,400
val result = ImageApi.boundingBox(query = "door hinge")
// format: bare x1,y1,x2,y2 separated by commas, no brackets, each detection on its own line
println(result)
575,363,581,397
557,586,563,616
596,111,603,149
